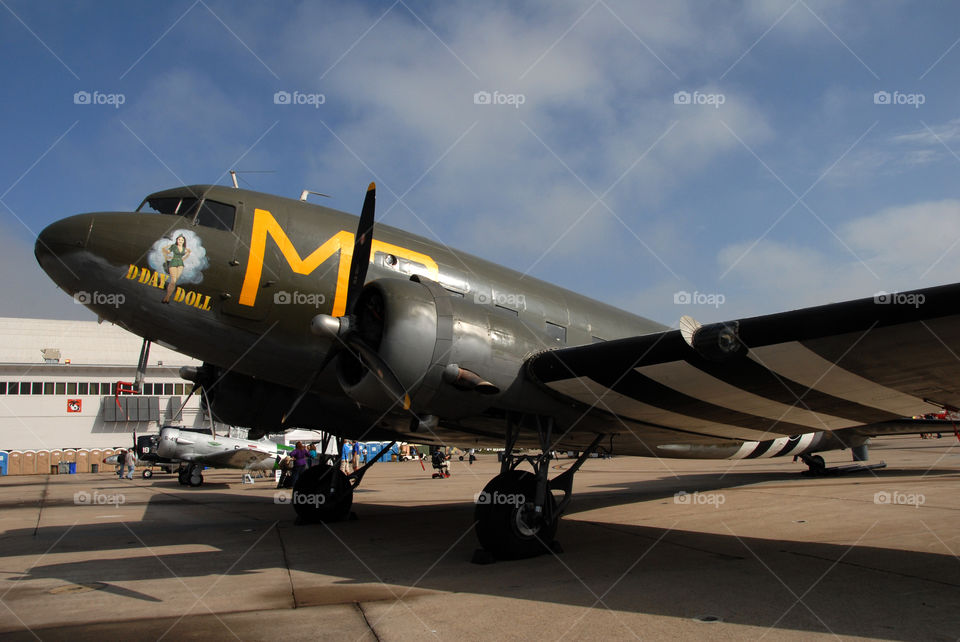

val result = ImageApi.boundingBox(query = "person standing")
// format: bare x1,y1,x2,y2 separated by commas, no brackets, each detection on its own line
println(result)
340,440,353,474
124,448,137,480
290,441,309,487
350,440,360,472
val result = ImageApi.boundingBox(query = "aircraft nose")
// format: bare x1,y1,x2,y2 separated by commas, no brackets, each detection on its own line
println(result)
35,214,95,288
36,214,92,257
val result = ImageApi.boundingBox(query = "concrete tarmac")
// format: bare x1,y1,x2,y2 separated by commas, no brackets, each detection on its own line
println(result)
1,435,958,641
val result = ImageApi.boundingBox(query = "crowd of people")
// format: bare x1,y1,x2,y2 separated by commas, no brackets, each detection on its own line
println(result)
275,442,478,488
277,440,374,488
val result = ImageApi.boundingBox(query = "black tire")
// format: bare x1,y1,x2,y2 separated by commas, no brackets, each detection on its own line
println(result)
177,468,188,485
807,454,826,474
475,470,557,560
292,465,353,523
142,469,153,479
188,469,203,487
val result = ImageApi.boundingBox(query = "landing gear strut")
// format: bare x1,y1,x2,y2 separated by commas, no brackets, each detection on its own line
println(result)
474,415,604,561
796,449,886,476
177,463,203,487
292,439,396,524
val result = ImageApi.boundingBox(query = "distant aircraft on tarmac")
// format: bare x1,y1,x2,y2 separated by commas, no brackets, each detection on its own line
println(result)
37,180,960,559
154,426,289,486
104,428,288,486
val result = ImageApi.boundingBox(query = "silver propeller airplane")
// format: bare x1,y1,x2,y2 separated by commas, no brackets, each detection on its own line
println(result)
155,426,289,486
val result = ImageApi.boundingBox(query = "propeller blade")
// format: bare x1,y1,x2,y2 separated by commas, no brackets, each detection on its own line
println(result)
345,182,375,315
282,182,414,428
349,336,411,410
280,369,319,427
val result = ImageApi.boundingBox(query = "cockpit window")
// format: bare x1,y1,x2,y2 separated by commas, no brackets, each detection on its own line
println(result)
195,199,236,231
137,197,199,217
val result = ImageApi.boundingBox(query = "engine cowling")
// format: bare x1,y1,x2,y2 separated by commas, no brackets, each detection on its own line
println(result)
334,276,549,417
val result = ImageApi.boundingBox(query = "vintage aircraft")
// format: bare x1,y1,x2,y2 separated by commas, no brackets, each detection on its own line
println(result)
106,428,288,485
154,426,289,486
35,181,960,559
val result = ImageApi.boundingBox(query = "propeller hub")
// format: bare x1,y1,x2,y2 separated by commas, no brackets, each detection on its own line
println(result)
311,314,347,338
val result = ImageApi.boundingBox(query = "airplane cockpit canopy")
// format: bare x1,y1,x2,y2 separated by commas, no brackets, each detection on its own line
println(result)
136,187,237,232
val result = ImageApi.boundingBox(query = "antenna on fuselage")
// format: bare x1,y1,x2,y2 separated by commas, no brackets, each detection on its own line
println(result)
227,170,275,189
300,190,331,202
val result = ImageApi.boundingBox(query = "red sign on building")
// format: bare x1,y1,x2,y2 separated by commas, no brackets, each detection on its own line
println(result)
67,399,82,413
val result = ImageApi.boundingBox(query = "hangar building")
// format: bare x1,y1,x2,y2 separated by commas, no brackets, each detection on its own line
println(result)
0,317,210,450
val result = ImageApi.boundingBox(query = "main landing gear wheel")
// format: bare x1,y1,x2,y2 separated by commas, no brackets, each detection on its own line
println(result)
804,454,826,475
292,465,354,523
475,469,557,560
178,464,203,486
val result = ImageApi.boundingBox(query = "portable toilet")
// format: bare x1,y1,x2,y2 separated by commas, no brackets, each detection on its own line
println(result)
7,451,21,476
61,450,76,474
76,450,89,473
37,451,52,475
0,451,7,476
21,451,37,475
88,449,102,473
50,450,63,474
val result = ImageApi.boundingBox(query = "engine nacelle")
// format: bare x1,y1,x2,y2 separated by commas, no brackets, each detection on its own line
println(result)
336,277,549,417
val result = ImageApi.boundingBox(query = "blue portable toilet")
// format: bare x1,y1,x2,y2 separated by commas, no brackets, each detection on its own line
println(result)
0,451,6,476
68,462,77,474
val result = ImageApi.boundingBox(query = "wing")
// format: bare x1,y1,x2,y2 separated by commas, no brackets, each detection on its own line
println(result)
527,282,960,445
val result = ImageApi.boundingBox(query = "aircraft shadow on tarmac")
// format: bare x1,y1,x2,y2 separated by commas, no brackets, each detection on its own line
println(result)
6,465,960,639
559,466,960,516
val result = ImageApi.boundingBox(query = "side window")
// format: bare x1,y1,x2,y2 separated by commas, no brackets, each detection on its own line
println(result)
545,321,567,345
139,197,179,214
195,200,236,231
139,197,198,216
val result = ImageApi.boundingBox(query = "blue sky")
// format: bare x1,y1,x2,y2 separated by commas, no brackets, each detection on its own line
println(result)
2,1,959,326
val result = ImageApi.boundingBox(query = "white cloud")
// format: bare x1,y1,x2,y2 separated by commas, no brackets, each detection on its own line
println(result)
719,199,960,316
822,118,959,184
891,118,960,146
264,2,775,276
